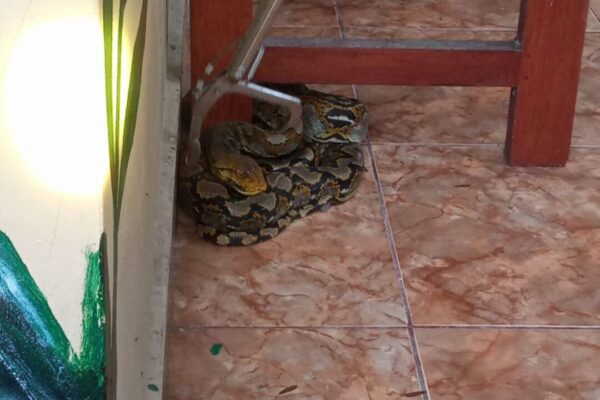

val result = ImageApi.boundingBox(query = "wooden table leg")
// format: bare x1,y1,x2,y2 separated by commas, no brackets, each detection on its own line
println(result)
190,0,253,129
505,0,590,166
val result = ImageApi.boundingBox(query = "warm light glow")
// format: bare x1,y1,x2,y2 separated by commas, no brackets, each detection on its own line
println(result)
4,17,109,195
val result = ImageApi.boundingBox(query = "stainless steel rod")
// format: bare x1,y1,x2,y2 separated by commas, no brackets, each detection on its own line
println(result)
228,0,283,81
186,79,303,166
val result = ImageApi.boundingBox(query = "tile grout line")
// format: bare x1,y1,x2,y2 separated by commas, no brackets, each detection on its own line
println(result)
365,135,432,400
171,325,411,330
368,142,600,149
591,6,600,25
271,24,340,29
354,88,432,400
170,323,600,331
269,23,600,33
339,13,424,368
414,324,600,330
342,11,431,396
371,142,504,148
331,0,345,37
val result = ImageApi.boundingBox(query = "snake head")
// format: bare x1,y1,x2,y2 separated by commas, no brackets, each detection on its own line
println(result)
215,157,268,196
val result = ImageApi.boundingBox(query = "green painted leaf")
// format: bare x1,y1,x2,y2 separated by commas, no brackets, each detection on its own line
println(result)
113,0,128,207
102,0,119,210
102,1,150,398
116,0,149,208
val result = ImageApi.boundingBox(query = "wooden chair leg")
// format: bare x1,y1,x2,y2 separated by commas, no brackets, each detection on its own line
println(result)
190,0,253,129
505,0,590,166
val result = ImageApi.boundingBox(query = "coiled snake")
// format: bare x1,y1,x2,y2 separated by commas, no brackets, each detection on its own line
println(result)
178,84,368,246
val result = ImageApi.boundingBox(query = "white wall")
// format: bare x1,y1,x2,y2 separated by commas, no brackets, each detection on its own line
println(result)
0,0,106,354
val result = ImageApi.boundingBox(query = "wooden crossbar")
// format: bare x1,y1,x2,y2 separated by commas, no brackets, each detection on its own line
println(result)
256,38,521,87
191,0,591,166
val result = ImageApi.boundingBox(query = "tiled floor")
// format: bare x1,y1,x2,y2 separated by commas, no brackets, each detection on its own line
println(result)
166,1,600,399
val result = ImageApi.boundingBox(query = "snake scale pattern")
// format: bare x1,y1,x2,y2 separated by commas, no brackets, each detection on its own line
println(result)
178,84,368,246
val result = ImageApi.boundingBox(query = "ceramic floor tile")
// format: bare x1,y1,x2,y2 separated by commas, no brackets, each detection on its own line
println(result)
358,32,600,146
339,0,599,32
166,327,421,400
267,26,341,39
360,85,510,145
591,4,600,25
416,328,600,400
589,7,600,31
372,145,600,326
577,33,600,116
360,85,600,146
344,26,516,41
265,0,339,28
338,0,521,31
170,147,408,328
573,114,600,146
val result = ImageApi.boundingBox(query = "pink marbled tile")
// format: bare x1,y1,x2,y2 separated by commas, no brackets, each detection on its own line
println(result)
170,147,407,328
360,85,510,145
573,114,600,146
166,327,421,400
307,84,356,98
587,7,600,31
373,145,600,326
344,26,516,41
591,4,600,26
338,0,599,32
347,29,513,146
267,26,341,39
577,33,600,115
357,33,600,146
269,0,339,28
416,328,600,400
338,0,521,31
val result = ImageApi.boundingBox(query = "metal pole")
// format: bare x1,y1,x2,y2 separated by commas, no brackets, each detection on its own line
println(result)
227,0,284,81
185,0,303,168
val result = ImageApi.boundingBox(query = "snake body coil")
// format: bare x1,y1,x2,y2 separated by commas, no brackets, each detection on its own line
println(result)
178,85,368,246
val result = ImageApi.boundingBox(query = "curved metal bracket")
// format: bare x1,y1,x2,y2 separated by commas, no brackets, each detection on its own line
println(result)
184,0,301,167
185,77,303,166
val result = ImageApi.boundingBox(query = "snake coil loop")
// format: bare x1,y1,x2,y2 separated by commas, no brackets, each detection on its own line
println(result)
178,85,368,246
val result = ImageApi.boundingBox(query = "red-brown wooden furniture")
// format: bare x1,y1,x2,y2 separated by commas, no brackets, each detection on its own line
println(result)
190,0,590,166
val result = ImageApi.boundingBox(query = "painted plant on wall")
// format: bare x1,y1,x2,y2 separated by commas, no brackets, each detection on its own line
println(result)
102,0,149,398
0,0,149,397
0,231,106,399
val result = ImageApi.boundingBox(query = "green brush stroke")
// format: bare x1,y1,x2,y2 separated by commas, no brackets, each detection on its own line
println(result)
0,231,74,399
74,246,106,399
102,0,117,211
0,362,27,399
116,0,148,208
209,343,223,356
0,231,105,399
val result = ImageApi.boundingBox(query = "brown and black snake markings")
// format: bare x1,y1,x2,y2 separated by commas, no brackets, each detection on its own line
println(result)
178,84,368,246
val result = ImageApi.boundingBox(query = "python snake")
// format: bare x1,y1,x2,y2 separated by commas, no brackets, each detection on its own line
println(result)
178,84,368,246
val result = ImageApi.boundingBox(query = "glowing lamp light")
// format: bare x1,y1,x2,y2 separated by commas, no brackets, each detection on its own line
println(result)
4,17,109,196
